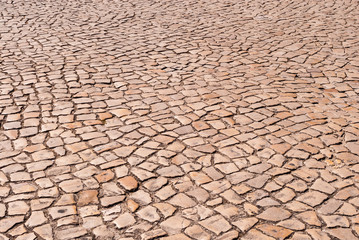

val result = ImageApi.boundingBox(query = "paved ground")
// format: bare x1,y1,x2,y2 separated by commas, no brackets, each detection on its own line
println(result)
0,0,359,239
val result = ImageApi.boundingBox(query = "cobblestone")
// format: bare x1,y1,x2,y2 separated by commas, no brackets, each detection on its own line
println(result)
0,0,359,239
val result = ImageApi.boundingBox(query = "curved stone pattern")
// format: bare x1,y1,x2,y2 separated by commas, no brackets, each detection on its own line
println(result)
0,0,359,239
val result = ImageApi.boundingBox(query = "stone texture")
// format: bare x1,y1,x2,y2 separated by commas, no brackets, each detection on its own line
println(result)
113,213,136,229
199,215,231,235
1,0,359,238
136,206,160,222
160,216,191,234
257,207,291,221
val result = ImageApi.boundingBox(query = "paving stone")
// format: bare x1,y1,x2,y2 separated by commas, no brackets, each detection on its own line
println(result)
278,217,305,232
55,226,87,239
59,179,83,193
296,191,328,207
199,215,231,235
256,224,293,239
30,198,54,211
93,225,114,239
241,229,275,240
127,199,139,212
156,186,176,200
257,197,281,207
336,202,358,215
8,224,27,237
257,207,291,221
95,170,114,183
15,232,36,240
306,229,331,240
113,212,136,229
153,203,176,218
232,218,258,232
274,187,296,203
214,204,240,219
160,216,191,234
10,183,37,194
227,172,254,184
289,232,312,240
246,174,271,188
0,216,24,232
185,225,211,240
130,190,152,205
77,190,99,206
318,199,343,214
296,211,321,226
136,206,160,222
168,193,196,208
83,216,103,229
325,228,357,240
48,206,77,219
25,211,47,228
8,201,30,215
141,229,167,240
335,186,359,200
100,195,125,207
322,215,350,227
33,224,53,240
287,180,308,192
219,189,244,204
55,194,76,206
118,176,138,191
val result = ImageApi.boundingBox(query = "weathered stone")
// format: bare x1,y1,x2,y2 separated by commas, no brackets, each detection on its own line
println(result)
59,179,83,193
296,211,321,226
25,211,47,227
297,191,328,207
160,216,191,234
168,193,196,208
0,216,24,232
232,217,258,232
322,215,350,227
55,226,87,239
34,224,53,240
257,207,291,221
199,215,231,235
118,176,138,191
136,206,160,222
325,228,357,240
48,206,77,219
242,229,275,240
114,213,136,229
256,224,293,239
8,201,30,215
77,190,98,206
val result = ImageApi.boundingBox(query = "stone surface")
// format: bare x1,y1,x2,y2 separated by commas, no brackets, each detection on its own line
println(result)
25,211,47,228
113,213,136,229
160,216,191,234
256,224,293,239
33,224,53,240
0,0,359,238
0,216,24,232
55,226,87,239
257,207,291,221
199,215,231,235
118,176,138,191
296,191,328,207
136,206,160,222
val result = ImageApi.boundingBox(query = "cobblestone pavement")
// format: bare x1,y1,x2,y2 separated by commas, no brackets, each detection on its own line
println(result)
0,0,359,239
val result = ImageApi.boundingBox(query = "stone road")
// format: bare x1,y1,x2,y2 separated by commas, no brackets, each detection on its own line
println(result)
0,0,359,239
